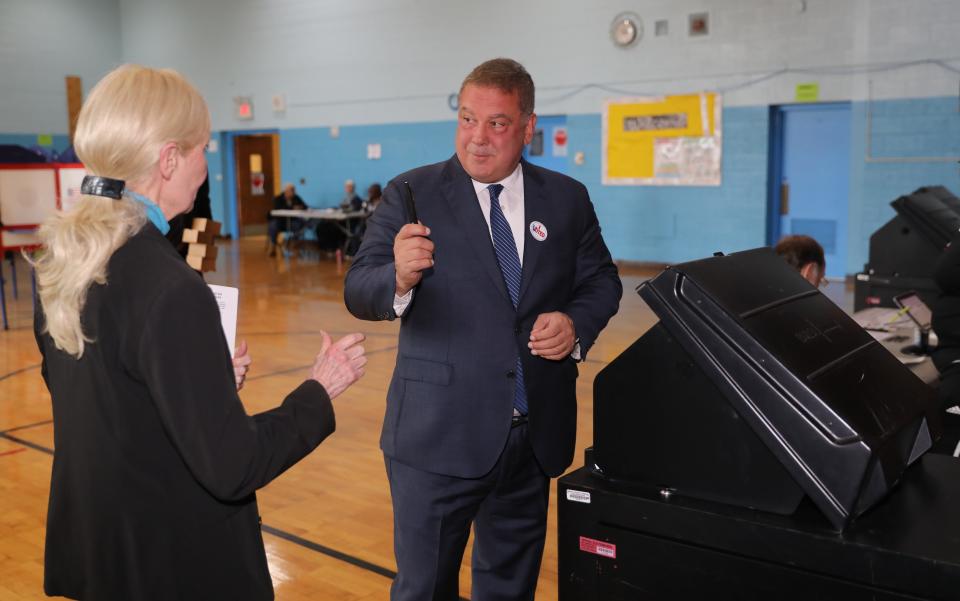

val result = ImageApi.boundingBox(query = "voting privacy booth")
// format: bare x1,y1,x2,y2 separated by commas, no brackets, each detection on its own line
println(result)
558,249,960,600
855,185,960,310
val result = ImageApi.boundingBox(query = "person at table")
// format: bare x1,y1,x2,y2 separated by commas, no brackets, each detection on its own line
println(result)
317,180,361,252
774,234,826,287
31,64,367,601
268,182,307,256
365,182,383,212
339,179,363,211
345,183,384,257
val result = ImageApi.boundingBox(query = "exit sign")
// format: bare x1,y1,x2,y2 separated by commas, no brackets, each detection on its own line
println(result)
234,96,254,120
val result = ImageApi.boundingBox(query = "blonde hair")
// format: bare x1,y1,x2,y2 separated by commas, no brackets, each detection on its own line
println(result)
33,64,210,358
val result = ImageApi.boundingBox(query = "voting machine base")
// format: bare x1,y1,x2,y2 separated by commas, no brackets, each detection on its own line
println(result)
558,452,960,601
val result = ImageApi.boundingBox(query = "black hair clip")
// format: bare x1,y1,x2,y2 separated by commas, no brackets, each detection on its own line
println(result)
80,175,125,200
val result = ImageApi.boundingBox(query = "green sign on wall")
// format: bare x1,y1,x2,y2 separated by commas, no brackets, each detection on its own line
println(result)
795,83,820,102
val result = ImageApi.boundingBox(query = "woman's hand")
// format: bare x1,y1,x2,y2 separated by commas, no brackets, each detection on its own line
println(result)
311,332,366,399
233,340,252,391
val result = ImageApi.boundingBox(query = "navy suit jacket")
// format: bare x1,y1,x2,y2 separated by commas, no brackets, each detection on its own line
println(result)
344,155,621,478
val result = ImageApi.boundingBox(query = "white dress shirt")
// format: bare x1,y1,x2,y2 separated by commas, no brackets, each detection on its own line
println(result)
394,163,525,315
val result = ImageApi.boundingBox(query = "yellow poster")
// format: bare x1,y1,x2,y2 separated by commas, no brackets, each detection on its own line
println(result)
603,93,722,186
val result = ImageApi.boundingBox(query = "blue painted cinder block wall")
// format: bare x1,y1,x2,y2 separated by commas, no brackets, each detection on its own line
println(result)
564,107,770,264
8,97,957,273
252,105,770,265
249,96,957,271
848,96,960,274
279,121,457,208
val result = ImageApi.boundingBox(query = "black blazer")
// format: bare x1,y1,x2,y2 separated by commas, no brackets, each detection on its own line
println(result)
36,225,335,600
344,156,621,478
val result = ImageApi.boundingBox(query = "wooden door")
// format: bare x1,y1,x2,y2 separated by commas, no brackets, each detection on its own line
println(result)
235,134,278,236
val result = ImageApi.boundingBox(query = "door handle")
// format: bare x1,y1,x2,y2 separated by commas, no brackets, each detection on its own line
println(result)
780,181,790,215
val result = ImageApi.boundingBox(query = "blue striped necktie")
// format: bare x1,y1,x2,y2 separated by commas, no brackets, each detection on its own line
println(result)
487,184,527,415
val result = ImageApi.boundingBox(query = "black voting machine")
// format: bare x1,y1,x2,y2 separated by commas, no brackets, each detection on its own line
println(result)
855,185,960,310
558,248,960,601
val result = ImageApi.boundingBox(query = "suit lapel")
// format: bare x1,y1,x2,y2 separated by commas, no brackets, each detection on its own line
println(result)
441,156,511,305
519,160,546,303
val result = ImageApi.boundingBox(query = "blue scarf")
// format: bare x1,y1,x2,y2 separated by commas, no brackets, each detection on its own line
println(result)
125,191,170,235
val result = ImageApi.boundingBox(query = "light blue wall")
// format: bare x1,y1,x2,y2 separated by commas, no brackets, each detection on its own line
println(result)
260,97,959,268
266,107,769,263
567,108,770,263
848,97,960,274
279,122,456,208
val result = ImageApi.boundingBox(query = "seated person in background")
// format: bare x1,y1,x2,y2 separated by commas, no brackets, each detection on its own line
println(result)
932,237,960,411
268,183,306,256
774,234,825,287
339,179,363,211
318,180,362,252
344,183,383,257
365,183,382,212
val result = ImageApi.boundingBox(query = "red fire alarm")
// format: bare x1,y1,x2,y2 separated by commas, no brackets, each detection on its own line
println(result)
554,128,568,147
234,96,254,121
688,12,709,36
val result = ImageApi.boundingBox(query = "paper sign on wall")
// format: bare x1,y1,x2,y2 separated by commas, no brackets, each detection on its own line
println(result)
603,93,722,186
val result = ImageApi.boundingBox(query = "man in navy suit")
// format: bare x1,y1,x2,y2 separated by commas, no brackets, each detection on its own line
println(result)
344,58,621,601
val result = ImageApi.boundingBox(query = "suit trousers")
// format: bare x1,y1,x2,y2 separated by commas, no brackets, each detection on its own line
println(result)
385,422,550,601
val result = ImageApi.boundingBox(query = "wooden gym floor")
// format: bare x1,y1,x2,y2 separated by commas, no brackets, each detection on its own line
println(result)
0,237,852,600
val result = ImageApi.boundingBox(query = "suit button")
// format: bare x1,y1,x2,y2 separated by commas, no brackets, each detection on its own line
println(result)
514,327,521,335
506,371,515,379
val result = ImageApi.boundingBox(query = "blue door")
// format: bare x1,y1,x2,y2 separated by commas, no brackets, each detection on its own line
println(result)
523,114,567,174
768,103,851,278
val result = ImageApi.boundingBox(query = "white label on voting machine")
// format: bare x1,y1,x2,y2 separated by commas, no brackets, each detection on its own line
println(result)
566,489,591,504
208,284,238,357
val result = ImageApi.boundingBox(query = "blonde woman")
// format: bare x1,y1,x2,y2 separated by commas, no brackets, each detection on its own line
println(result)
32,64,366,600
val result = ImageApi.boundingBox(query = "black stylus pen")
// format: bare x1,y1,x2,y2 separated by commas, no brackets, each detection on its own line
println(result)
402,181,418,224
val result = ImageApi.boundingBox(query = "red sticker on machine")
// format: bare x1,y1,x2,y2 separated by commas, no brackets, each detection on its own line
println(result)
579,536,616,559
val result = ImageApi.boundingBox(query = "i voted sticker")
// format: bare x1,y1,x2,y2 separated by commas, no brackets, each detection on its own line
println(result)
529,221,548,242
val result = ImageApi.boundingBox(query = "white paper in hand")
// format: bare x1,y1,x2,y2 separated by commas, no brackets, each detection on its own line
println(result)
208,284,239,357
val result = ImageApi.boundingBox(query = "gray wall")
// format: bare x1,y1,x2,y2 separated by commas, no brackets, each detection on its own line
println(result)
0,0,121,134
112,0,960,131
